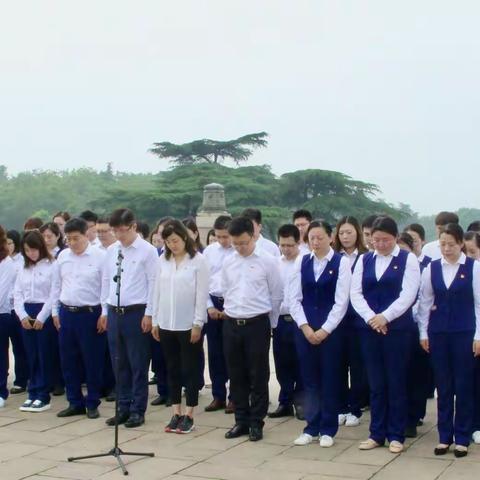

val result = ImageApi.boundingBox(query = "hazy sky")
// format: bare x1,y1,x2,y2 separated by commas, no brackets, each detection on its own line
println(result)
1,1,479,215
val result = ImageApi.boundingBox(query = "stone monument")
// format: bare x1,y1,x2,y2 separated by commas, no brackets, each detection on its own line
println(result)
196,183,229,244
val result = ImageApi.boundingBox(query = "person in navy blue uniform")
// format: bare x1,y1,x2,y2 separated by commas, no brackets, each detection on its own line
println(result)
332,216,369,427
14,231,56,412
417,223,480,457
268,224,304,420
6,229,29,395
290,220,351,447
351,216,420,453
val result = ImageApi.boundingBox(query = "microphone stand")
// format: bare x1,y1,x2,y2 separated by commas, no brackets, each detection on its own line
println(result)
68,248,154,475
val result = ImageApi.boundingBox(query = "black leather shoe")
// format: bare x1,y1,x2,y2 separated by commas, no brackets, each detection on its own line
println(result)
57,405,86,418
295,404,305,421
405,425,417,438
105,391,116,402
249,426,263,442
225,424,249,439
150,395,167,406
105,412,130,426
454,447,468,458
434,444,451,456
125,413,145,428
205,399,226,412
268,404,294,418
87,408,100,419
10,385,26,394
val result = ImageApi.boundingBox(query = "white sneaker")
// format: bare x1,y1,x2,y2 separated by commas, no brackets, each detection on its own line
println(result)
0,397,5,408
294,433,318,445
19,399,34,412
338,414,347,425
345,413,360,427
30,400,51,412
320,435,334,447
473,431,480,444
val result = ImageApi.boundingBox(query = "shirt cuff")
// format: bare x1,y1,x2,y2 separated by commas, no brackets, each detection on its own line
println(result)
381,309,394,323
321,321,334,334
419,328,428,340
474,329,480,341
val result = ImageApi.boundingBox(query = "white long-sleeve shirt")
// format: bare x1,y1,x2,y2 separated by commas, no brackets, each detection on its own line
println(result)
422,239,441,261
203,242,235,308
350,245,420,323
0,257,16,314
152,252,210,330
14,259,55,323
289,248,351,333
257,235,281,257
51,245,106,316
278,255,298,316
416,253,480,340
221,247,283,327
102,235,158,316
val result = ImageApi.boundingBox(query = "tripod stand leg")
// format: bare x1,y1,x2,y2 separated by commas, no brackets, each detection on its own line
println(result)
113,451,128,476
68,453,112,462
120,451,155,457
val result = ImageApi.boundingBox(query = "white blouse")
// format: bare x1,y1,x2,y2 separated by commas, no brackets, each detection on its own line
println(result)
152,252,210,331
14,258,55,323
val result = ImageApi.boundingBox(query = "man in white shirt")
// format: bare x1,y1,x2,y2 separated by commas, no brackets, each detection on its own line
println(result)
51,218,107,419
80,210,101,247
241,208,280,257
268,224,304,420
102,209,158,428
96,217,116,251
203,215,235,413
222,217,283,442
422,211,459,261
293,209,312,256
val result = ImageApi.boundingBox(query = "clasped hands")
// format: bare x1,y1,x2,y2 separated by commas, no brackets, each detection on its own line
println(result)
368,314,388,335
301,324,329,345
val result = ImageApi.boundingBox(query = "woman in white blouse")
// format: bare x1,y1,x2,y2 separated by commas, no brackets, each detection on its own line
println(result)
14,230,56,412
152,220,209,435
0,225,17,408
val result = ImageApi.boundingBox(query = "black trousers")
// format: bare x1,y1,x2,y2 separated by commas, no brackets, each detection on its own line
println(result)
223,315,271,428
159,329,202,407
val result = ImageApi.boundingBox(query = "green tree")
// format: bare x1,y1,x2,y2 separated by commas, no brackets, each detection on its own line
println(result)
149,132,269,166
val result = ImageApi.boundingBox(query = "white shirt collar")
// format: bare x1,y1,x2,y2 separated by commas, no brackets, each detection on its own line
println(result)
309,247,334,262
441,252,466,266
373,244,400,258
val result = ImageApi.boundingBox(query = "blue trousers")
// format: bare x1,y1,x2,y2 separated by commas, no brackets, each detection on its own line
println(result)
407,330,432,427
59,305,106,410
430,332,475,446
7,311,29,388
50,325,64,391
295,327,342,437
205,295,229,401
272,315,303,407
107,308,151,415
151,336,168,397
339,326,368,418
102,343,115,394
474,357,480,432
360,329,412,444
22,303,56,403
0,313,11,399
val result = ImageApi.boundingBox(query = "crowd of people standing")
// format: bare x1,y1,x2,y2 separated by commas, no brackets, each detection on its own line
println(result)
0,207,479,458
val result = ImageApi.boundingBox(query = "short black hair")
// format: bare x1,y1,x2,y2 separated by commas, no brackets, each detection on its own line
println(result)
213,215,232,230
97,216,110,225
136,221,150,239
21,231,53,267
6,230,21,254
161,219,197,260
441,223,464,244
109,208,135,227
404,223,426,242
362,214,379,230
64,217,89,235
292,209,312,222
464,231,480,247
228,216,254,237
467,221,480,233
278,224,300,243
435,211,459,226
398,232,414,251
79,210,98,224
241,208,262,224
371,216,398,237
307,220,333,237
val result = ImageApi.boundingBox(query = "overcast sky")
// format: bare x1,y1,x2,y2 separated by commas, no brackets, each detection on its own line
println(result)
1,1,479,215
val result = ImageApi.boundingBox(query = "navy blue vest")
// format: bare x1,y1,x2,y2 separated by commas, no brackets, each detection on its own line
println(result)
428,257,476,334
419,255,432,273
340,253,362,329
360,249,415,331
301,252,342,330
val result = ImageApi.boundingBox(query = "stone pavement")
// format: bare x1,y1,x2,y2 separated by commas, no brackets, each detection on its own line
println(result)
1,354,479,479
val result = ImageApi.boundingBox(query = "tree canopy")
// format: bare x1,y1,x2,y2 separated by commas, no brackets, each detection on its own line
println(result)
149,132,268,166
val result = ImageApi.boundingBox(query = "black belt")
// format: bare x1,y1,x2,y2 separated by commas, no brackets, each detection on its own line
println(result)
279,314,294,322
108,304,146,315
61,303,100,313
226,313,268,326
